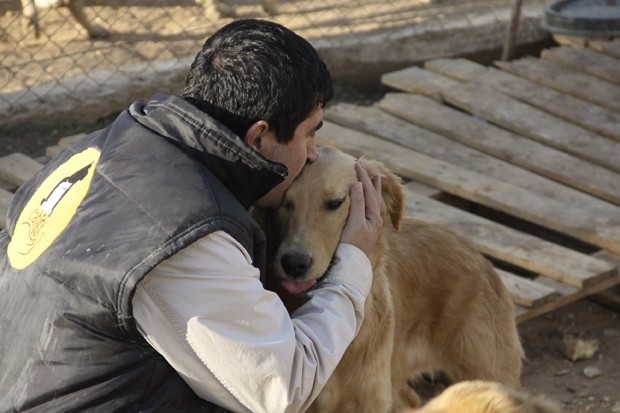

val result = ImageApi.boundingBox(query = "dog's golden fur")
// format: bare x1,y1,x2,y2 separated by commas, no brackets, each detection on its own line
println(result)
415,380,562,413
254,146,524,413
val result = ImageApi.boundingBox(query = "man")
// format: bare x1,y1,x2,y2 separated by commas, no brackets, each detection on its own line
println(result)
0,19,382,412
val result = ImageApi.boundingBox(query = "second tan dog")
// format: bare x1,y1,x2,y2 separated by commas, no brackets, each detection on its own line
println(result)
200,0,277,19
254,146,524,413
415,380,562,413
20,0,109,39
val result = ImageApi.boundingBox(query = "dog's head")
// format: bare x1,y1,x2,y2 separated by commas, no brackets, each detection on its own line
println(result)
255,146,404,297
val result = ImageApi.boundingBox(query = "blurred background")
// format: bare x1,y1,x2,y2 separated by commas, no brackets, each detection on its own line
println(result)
0,0,551,136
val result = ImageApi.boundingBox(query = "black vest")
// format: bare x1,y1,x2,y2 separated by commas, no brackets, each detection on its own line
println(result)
0,95,285,412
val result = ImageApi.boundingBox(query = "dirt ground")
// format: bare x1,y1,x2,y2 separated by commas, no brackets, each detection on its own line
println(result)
519,299,620,413
1,1,619,412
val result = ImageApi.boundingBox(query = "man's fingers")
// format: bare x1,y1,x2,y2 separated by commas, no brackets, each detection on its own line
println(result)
367,175,382,219
348,181,364,219
355,162,382,220
372,175,382,197
341,162,384,256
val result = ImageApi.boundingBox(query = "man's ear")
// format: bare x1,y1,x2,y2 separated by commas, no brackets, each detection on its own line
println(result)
245,120,270,151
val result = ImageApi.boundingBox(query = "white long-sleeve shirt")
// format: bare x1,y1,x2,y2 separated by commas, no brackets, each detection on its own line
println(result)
132,230,372,413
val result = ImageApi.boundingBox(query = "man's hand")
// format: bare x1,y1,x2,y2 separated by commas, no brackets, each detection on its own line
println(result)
340,162,383,256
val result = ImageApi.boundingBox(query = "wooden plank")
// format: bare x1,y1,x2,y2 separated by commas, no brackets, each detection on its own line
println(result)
441,82,620,173
590,251,620,309
551,34,588,47
42,134,87,163
46,145,66,159
400,185,615,289
35,156,50,165
58,133,86,148
327,103,620,230
0,153,44,187
381,66,461,101
378,93,620,205
0,188,13,229
403,180,442,198
424,57,488,82
317,120,620,255
496,269,560,309
541,46,620,85
588,39,620,59
422,58,620,141
516,274,620,323
593,250,620,268
471,69,620,142
495,57,620,112
0,178,18,192
330,102,580,204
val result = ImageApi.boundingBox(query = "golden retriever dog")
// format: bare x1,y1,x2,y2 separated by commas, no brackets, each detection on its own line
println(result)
253,146,524,413
415,380,562,413
200,0,277,19
20,0,109,39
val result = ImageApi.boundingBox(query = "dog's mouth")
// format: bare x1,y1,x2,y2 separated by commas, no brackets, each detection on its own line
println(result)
277,255,337,295
280,278,317,295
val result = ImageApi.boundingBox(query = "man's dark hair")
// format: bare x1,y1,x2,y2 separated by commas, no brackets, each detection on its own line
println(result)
182,19,334,143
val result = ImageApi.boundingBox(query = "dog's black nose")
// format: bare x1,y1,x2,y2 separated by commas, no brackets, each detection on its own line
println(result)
280,252,313,278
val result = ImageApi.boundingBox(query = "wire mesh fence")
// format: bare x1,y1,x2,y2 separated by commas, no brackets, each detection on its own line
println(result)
1,0,551,124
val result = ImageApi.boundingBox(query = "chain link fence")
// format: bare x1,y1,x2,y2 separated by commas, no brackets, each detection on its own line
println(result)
1,0,551,125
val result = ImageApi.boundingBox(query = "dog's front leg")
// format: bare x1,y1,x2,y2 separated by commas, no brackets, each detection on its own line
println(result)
21,0,42,39
66,0,109,38
200,0,235,19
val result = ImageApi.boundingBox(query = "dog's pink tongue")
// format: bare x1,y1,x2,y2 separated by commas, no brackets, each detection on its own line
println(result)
281,279,317,294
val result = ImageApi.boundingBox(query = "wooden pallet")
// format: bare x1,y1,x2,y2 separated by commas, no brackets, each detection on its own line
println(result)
0,134,84,228
316,39,620,323
0,41,618,324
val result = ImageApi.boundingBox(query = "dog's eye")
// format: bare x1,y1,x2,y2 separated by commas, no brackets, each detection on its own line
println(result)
280,201,294,210
324,198,344,211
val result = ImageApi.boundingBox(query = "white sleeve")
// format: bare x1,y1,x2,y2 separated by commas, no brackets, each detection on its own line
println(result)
132,230,372,413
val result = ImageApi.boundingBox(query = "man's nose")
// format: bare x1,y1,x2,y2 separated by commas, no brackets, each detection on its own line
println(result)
307,140,317,162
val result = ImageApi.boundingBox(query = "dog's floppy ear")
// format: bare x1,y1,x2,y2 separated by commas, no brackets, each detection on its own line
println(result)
358,157,404,230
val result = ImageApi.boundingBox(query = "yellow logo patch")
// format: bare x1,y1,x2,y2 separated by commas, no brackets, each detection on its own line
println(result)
8,147,101,270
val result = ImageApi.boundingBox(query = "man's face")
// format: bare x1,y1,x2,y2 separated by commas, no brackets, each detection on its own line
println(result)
254,106,324,208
